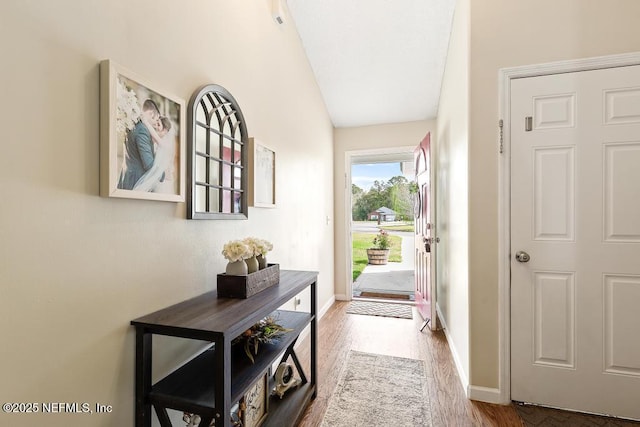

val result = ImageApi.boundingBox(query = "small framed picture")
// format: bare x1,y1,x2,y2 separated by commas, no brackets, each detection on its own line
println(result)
100,59,186,202
239,373,269,427
248,138,276,208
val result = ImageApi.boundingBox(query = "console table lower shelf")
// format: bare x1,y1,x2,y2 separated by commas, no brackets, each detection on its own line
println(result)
149,311,313,426
131,269,318,427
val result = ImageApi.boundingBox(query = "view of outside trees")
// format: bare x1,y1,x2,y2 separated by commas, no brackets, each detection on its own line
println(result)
351,174,414,221
350,161,415,282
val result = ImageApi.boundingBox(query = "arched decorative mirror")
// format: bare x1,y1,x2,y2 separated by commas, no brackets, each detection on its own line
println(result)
187,84,248,219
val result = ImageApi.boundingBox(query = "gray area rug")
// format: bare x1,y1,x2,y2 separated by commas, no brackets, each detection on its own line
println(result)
346,301,413,319
321,351,431,427
515,403,640,426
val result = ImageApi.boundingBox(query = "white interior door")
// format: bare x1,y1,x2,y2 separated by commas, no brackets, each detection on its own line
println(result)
510,65,640,419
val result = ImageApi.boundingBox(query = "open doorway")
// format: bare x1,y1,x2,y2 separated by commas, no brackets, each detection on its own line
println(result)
349,151,415,302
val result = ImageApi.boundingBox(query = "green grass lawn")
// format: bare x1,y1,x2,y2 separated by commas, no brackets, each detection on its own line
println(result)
352,232,402,281
378,222,414,232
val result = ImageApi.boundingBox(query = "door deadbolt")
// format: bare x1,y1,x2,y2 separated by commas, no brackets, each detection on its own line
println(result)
515,251,530,263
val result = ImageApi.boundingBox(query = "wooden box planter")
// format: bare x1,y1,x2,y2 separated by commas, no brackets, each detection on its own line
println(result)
366,249,390,265
217,264,280,298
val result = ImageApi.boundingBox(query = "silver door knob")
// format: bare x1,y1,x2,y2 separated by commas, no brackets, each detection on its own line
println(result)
515,251,530,263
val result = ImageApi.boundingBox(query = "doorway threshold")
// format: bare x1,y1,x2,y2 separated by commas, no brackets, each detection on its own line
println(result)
353,293,415,305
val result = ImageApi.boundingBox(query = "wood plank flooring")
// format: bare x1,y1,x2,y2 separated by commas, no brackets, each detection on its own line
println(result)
296,301,523,427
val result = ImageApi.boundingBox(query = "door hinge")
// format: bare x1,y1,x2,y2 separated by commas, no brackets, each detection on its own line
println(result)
498,119,504,154
525,116,533,132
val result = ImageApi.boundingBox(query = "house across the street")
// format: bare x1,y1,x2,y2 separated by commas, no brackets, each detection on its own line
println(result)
368,206,396,222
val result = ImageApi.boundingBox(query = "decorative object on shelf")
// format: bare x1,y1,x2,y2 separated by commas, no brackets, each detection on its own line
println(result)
239,373,269,427
366,229,391,265
99,59,186,202
248,137,276,208
244,237,273,270
217,263,280,299
245,256,259,274
257,254,267,270
222,240,251,275
256,239,273,269
273,362,301,399
182,412,215,427
220,236,275,278
232,314,292,364
221,237,274,276
187,84,248,219
182,402,242,427
230,402,242,427
226,260,248,276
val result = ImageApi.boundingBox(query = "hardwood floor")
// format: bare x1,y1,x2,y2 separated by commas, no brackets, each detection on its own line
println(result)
296,301,523,427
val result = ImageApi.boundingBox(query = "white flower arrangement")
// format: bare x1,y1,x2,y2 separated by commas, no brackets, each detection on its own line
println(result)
116,78,141,138
243,237,273,256
256,238,273,256
222,240,250,263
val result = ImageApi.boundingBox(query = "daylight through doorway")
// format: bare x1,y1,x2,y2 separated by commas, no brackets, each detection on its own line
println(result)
350,156,415,302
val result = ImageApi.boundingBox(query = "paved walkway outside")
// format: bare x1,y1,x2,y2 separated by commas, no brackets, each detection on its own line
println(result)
353,230,415,300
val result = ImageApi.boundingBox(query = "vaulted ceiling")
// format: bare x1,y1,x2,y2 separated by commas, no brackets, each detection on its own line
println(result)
286,0,456,128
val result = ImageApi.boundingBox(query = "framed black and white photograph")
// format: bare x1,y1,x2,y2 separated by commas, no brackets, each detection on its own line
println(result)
248,137,276,208
100,59,185,202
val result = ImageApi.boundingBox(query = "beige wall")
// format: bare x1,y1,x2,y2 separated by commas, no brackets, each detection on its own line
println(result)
333,120,436,298
0,1,333,425
468,0,640,391
435,0,470,388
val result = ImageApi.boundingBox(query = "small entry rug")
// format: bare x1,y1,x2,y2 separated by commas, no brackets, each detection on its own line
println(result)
515,403,640,426
321,351,431,426
346,301,413,319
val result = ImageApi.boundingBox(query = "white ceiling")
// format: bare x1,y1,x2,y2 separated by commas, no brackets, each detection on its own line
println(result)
286,0,456,128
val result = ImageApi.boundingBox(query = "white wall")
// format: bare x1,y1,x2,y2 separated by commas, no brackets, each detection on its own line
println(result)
467,0,640,391
435,0,470,390
0,1,333,425
333,120,436,299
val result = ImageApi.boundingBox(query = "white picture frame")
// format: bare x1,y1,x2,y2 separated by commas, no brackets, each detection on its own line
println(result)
248,137,276,208
100,59,186,202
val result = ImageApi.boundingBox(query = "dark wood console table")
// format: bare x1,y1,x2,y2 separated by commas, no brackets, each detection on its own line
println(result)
131,270,318,427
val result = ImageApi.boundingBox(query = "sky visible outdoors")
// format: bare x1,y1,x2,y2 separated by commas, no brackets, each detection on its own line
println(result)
352,162,402,191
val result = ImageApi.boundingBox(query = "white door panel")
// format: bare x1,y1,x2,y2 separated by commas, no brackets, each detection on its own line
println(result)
511,65,640,420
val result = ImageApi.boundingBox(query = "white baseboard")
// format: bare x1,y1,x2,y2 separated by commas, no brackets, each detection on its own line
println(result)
468,385,505,404
436,306,508,405
295,295,336,346
334,293,350,301
436,304,470,396
318,295,336,320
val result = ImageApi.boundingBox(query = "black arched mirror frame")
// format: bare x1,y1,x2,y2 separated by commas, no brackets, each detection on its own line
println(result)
187,84,248,219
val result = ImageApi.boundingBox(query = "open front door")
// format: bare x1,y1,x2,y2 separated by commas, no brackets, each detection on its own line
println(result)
414,132,436,331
